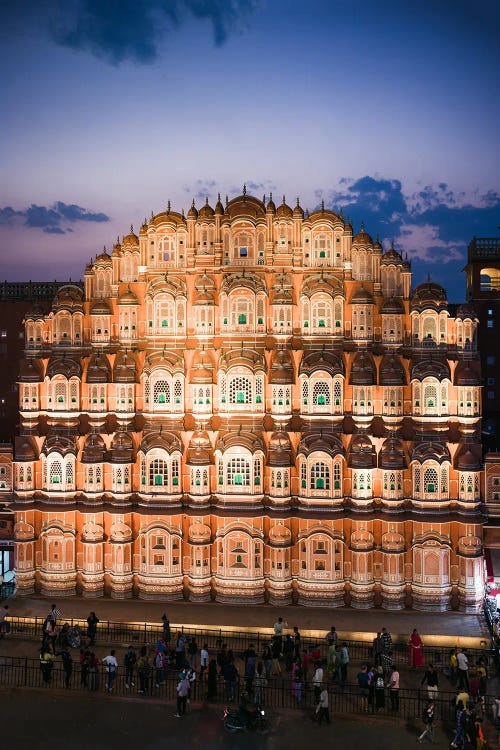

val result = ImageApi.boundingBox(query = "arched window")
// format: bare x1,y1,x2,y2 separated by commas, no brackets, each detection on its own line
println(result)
312,381,330,406
310,461,330,490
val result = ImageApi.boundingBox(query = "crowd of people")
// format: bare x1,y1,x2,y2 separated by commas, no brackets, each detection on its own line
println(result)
0,601,495,742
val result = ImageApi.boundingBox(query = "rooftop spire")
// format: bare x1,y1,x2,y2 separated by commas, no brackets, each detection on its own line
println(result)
243,183,247,197
167,200,171,213
321,199,325,211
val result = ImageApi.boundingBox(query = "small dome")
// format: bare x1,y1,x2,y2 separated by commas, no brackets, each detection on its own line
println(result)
86,352,111,383
272,288,293,305
214,194,224,215
299,350,344,377
456,446,481,471
25,303,46,320
276,196,293,218
90,300,111,315
411,282,447,310
198,198,214,219
268,431,293,467
454,361,480,386
266,194,276,213
351,287,374,304
411,441,450,464
81,433,106,463
456,303,477,320
293,198,304,218
188,522,212,543
113,350,137,383
112,240,122,257
269,349,294,384
379,438,407,469
348,434,375,468
381,246,403,265
190,350,213,384
193,289,215,306
411,358,451,382
352,223,373,245
122,225,138,247
349,351,376,385
118,288,138,305
15,436,37,461
186,431,213,466
187,200,198,219
381,297,404,314
379,354,406,385
268,524,292,546
109,431,134,463
19,358,43,383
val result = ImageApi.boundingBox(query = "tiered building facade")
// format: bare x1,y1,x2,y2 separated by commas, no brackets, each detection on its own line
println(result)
7,191,490,610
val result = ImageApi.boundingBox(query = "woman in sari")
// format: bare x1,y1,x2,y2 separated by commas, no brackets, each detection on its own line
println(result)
408,628,424,667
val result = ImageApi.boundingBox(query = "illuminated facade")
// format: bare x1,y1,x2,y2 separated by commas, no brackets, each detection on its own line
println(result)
9,190,487,610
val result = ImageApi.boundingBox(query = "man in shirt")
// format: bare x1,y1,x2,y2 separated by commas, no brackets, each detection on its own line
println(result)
417,698,435,743
174,674,191,717
389,665,400,710
372,632,383,666
273,616,287,637
102,649,118,692
325,626,338,648
313,661,324,703
381,627,392,654
456,649,470,691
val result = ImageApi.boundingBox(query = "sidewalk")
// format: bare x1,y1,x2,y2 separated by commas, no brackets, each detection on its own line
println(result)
4,593,490,647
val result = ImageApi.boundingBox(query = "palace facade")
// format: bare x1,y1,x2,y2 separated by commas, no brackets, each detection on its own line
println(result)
7,190,491,610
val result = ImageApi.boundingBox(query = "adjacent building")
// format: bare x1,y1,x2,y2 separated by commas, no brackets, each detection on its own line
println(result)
5,191,490,610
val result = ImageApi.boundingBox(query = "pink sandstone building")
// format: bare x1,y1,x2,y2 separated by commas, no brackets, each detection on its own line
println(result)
2,189,497,610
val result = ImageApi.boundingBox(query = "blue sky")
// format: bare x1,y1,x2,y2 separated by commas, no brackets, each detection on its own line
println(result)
0,0,499,300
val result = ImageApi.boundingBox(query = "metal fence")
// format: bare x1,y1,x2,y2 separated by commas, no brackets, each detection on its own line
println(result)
4,616,496,670
0,653,468,722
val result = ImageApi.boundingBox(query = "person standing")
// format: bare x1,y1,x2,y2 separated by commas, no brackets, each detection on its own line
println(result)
271,636,282,676
292,658,303,704
313,661,324,704
456,649,470,691
273,616,287,638
223,660,238,702
262,643,272,679
175,632,186,669
86,611,99,646
154,649,165,687
174,673,190,717
161,614,171,644
102,649,118,692
49,603,58,625
357,664,370,713
137,646,151,695
374,665,385,711
254,661,267,707
188,637,198,670
381,627,392,655
450,700,467,748
316,687,331,725
39,643,56,685
421,663,439,699
339,642,349,688
372,632,383,667
60,647,73,689
408,628,425,667
389,665,400,711
124,645,136,688
325,626,338,649
417,698,435,743
200,643,209,680
293,626,301,659
381,649,394,685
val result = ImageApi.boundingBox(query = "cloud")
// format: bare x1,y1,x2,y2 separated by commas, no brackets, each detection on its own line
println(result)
316,174,500,299
43,0,260,65
0,200,110,234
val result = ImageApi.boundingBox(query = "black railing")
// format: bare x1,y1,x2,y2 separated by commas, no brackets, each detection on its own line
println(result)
3,615,496,670
0,654,472,721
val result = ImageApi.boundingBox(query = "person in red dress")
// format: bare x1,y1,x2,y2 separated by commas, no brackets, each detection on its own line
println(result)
408,628,425,667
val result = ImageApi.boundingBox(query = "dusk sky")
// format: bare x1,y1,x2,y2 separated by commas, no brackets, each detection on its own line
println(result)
1,0,499,300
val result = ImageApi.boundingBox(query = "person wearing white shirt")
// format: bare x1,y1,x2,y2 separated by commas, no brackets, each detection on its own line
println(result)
316,687,330,724
102,650,119,692
273,616,287,636
313,663,324,703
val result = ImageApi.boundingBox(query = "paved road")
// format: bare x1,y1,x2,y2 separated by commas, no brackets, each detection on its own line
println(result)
1,689,452,750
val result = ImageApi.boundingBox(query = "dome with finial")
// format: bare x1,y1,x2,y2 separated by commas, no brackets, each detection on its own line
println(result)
379,438,407,469
268,432,294,467
266,192,276,213
348,433,376,468
411,281,448,310
214,192,224,215
276,195,293,218
118,287,139,306
293,197,304,218
381,241,403,265
81,433,106,464
351,286,374,304
112,237,122,257
113,350,137,383
190,349,214,384
198,197,214,219
381,297,404,314
352,222,373,246
349,351,376,385
187,200,198,219
269,349,294,384
86,352,111,383
122,225,138,247
94,246,112,264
